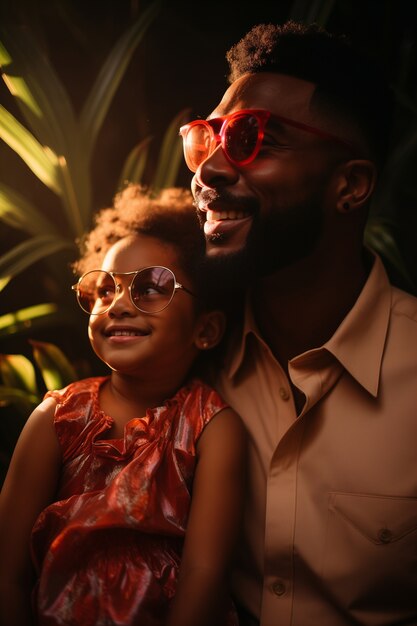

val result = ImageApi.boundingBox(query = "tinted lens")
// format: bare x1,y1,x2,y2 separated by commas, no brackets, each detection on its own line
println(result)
131,267,175,313
225,114,260,164
78,270,115,314
183,123,212,171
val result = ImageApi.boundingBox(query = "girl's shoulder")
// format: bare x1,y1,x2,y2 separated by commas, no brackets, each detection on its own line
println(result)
44,376,109,405
43,377,111,456
170,378,229,433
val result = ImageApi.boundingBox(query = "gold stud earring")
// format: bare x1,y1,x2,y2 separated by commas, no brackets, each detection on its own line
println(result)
202,341,209,349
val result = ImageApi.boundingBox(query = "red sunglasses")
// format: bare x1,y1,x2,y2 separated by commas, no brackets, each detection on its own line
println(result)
179,108,353,172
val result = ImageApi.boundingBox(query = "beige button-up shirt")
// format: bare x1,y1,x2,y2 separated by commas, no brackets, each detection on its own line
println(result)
213,255,417,626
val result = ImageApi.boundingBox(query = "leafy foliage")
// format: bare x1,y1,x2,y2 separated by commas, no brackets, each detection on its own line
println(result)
0,340,78,414
0,340,80,482
0,3,149,288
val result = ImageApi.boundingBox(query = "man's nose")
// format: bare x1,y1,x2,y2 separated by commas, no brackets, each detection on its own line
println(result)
194,143,239,189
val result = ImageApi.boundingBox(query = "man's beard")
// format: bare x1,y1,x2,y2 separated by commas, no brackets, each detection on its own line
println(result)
254,194,324,277
200,194,324,293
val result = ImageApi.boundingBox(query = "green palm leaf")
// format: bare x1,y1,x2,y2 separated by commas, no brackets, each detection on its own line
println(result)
0,354,37,394
289,0,336,24
0,303,59,337
0,28,90,231
152,108,191,191
365,216,415,290
56,154,88,236
0,29,78,155
0,105,61,193
0,182,58,236
0,385,39,413
117,136,153,190
0,235,75,291
80,0,161,161
30,340,77,390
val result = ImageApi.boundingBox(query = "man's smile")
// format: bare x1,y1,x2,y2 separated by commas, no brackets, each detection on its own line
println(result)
203,213,253,252
206,209,251,221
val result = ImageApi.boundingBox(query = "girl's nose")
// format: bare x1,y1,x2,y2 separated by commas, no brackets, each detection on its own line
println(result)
108,282,135,316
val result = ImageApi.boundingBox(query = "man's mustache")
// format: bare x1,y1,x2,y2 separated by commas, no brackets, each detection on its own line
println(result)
193,189,259,216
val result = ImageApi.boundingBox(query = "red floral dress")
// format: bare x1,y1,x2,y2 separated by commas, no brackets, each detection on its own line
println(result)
31,376,238,626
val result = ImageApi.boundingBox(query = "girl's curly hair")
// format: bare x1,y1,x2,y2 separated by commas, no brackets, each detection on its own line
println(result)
73,184,205,295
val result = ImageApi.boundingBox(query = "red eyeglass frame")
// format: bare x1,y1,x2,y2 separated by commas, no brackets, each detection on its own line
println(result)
179,108,354,172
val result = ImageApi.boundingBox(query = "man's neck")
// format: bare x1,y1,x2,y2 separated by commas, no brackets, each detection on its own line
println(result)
253,250,371,369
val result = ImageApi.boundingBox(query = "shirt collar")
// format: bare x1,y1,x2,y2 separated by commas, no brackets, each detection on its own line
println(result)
225,290,260,379
224,254,391,397
321,254,390,396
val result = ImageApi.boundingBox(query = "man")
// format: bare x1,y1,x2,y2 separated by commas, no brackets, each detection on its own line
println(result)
179,21,417,626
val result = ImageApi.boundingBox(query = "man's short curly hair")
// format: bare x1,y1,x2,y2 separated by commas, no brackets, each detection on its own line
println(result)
73,184,205,297
226,21,393,168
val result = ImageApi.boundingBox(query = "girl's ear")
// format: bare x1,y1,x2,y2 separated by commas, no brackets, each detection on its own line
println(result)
194,310,226,351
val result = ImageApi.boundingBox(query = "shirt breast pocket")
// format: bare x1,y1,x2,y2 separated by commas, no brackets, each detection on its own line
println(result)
323,492,417,623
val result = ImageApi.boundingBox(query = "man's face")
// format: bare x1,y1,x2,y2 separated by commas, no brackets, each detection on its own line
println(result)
191,73,348,279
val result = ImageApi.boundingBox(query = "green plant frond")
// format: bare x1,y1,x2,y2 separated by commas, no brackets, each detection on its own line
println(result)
0,384,39,413
0,28,78,155
0,39,42,119
0,30,91,235
0,354,37,393
365,217,415,290
53,0,91,50
30,339,78,390
56,155,88,237
0,105,62,194
310,0,336,25
62,150,91,231
0,29,92,228
117,135,153,191
0,303,59,337
0,276,11,290
79,0,162,160
0,235,75,290
288,0,335,25
385,126,417,174
151,108,191,191
0,182,58,236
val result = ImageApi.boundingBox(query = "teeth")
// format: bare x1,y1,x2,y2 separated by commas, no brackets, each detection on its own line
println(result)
111,330,139,336
208,210,249,221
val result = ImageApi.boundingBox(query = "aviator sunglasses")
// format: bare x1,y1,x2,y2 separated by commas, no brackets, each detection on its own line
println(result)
72,266,195,315
179,108,353,172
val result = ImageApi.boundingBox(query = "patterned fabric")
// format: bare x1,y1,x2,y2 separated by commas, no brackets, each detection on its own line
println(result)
31,376,236,625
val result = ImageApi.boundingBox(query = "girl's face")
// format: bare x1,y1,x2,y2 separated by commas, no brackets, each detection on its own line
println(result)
88,234,215,383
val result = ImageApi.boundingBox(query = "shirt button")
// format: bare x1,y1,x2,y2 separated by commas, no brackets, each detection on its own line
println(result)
378,528,393,543
279,387,290,401
272,580,286,596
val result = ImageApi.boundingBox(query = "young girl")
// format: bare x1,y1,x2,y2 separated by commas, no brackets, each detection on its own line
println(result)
0,185,246,626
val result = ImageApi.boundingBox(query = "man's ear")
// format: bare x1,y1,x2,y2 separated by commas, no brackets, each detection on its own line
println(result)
335,159,377,213
194,310,226,351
